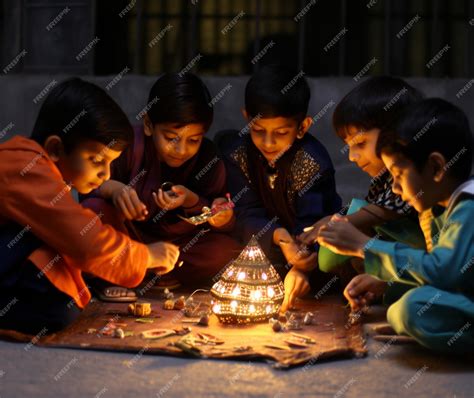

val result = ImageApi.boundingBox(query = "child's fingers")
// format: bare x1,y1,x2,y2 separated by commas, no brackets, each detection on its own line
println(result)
171,185,186,197
344,276,361,297
211,197,227,206
299,229,318,245
157,189,170,206
345,275,367,298
154,189,170,209
296,276,310,297
280,295,289,313
364,291,375,302
121,191,141,219
281,277,296,312
152,191,163,208
116,197,134,220
165,243,180,260
287,291,296,310
316,232,337,248
343,287,361,310
129,189,148,218
294,252,317,272
163,190,177,201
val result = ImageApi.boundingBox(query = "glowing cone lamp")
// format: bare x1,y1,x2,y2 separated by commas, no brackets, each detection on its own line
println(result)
211,236,284,324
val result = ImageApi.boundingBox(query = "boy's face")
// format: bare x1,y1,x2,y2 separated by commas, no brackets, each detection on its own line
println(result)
343,126,386,178
57,140,122,194
381,152,436,213
249,116,309,165
145,121,205,168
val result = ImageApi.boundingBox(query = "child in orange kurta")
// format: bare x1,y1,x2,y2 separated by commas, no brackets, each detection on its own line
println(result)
0,78,179,334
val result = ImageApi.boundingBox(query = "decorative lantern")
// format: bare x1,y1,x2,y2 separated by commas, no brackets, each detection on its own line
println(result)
210,236,285,324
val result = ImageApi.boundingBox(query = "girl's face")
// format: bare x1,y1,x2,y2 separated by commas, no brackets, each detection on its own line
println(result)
144,118,205,168
343,125,386,178
249,116,311,166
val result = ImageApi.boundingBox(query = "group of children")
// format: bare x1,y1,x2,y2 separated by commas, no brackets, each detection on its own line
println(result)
0,66,472,355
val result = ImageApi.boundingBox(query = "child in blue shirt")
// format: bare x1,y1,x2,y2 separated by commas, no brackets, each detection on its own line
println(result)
218,65,342,311
318,98,474,354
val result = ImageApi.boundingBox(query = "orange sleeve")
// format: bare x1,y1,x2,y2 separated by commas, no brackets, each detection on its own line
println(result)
0,148,150,287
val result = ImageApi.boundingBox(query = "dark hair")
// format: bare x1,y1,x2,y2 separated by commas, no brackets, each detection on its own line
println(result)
146,73,213,131
31,78,133,153
245,64,310,122
377,98,473,182
333,76,423,139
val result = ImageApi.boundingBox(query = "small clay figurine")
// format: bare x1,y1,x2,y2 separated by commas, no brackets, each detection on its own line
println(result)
303,312,314,325
286,314,302,330
272,320,283,332
128,302,152,317
174,296,186,310
114,328,125,339
163,299,175,310
198,313,209,326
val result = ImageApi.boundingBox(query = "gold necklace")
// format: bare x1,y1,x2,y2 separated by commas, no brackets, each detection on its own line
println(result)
267,166,278,189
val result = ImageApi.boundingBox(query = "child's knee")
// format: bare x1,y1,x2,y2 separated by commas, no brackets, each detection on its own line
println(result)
387,288,423,335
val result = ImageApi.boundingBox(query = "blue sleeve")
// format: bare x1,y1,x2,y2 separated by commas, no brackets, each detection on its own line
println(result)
364,200,474,291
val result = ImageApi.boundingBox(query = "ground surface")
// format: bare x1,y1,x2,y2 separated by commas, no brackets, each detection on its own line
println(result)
1,305,473,398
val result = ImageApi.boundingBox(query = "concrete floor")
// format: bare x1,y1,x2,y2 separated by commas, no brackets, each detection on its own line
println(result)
1,307,473,398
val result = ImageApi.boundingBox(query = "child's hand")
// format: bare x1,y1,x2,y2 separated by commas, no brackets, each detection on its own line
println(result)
146,241,180,274
208,197,234,228
111,182,148,221
281,268,310,312
153,185,197,211
274,228,317,272
278,235,318,272
317,215,371,258
344,274,387,311
297,215,332,245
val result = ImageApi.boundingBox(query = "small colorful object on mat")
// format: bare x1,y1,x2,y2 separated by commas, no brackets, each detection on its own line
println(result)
174,296,186,310
128,302,152,317
303,312,314,325
135,318,154,324
178,193,235,226
141,329,176,340
163,299,175,310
